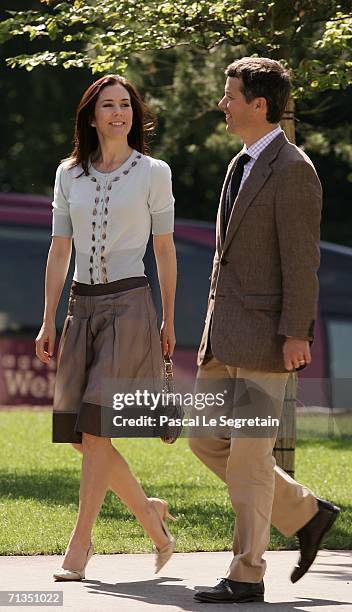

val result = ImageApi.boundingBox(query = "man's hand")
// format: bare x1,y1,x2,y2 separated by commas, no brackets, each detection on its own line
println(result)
283,337,311,371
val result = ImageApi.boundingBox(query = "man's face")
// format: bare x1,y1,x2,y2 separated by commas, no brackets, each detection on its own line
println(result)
218,76,256,136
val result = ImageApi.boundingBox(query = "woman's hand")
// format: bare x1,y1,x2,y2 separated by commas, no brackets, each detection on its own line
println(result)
35,321,56,364
160,320,176,357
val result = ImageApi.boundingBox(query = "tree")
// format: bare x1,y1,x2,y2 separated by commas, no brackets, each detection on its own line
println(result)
1,1,351,94
1,1,351,214
2,2,352,222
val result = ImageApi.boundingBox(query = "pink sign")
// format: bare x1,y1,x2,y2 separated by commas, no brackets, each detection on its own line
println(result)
0,338,57,405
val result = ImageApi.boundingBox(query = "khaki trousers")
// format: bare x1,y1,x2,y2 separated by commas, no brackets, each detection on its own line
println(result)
188,355,318,583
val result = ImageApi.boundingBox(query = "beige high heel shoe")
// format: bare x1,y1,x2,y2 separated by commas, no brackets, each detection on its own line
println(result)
53,542,94,581
148,498,177,574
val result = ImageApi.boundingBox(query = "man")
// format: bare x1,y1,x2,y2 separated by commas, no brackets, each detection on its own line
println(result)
189,57,339,604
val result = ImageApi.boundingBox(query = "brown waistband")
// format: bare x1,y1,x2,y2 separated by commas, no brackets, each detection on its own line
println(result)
70,276,149,296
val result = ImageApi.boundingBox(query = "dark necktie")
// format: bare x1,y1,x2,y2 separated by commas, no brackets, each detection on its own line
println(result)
224,153,251,230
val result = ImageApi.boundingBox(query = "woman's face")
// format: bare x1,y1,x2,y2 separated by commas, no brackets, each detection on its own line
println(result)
91,83,133,141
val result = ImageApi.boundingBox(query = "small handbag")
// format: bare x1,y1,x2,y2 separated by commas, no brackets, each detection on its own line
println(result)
154,353,184,444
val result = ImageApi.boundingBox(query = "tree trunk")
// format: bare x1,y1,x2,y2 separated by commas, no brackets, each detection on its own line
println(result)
273,94,297,478
280,95,296,144
273,372,297,478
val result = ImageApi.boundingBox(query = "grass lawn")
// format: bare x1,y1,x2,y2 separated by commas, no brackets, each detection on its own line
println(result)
0,410,351,555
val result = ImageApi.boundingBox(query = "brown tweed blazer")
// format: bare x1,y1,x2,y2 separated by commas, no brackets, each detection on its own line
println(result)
198,131,323,372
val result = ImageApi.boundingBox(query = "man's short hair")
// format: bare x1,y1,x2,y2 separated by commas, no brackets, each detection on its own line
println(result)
225,57,291,123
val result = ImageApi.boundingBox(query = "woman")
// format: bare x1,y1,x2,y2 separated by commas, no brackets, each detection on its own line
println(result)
35,74,177,580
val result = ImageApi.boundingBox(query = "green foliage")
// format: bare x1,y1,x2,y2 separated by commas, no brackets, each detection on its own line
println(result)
1,1,352,96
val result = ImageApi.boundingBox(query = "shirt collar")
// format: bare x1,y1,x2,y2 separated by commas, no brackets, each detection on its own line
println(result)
243,126,283,161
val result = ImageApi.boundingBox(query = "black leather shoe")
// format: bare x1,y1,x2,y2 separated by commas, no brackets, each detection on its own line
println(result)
291,498,340,583
194,578,264,603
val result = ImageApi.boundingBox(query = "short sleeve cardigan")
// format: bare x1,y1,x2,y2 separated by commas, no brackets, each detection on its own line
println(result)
51,149,175,284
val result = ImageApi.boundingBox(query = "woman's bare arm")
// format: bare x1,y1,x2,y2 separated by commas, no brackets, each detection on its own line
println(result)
153,233,177,356
35,236,72,363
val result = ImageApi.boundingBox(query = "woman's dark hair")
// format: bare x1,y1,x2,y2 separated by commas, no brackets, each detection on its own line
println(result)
67,74,156,174
225,57,291,123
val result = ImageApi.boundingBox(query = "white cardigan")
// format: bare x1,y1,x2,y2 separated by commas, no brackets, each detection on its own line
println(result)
51,149,175,284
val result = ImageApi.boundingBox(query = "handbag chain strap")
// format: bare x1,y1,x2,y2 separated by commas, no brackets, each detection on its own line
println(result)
163,353,174,394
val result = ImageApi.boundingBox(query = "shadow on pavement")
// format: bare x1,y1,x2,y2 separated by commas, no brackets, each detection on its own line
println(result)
81,576,351,610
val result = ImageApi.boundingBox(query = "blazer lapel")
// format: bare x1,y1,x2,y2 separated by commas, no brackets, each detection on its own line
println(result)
222,132,288,255
219,153,241,246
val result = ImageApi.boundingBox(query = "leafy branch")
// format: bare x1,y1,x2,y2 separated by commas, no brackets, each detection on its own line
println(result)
0,1,351,93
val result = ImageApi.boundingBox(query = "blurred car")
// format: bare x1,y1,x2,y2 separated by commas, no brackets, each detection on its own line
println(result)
0,192,352,409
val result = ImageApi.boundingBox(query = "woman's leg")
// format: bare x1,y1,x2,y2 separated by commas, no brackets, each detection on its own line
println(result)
62,433,112,569
65,438,170,569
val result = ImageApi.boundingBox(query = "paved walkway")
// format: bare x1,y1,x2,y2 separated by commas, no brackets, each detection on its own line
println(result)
1,551,351,611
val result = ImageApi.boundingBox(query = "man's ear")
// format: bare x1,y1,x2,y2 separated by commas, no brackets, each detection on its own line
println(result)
255,97,266,111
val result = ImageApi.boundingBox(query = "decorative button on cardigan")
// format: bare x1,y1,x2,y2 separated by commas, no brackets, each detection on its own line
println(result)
51,149,175,284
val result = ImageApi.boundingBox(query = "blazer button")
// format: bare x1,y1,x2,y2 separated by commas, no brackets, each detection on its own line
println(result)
220,258,228,266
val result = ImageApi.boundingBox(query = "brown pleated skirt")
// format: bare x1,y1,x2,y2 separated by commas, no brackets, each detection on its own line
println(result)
52,277,164,443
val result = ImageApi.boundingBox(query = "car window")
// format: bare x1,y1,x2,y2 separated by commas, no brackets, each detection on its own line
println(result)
1,227,214,347
319,250,352,314
0,226,73,333
326,317,352,409
145,238,214,348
